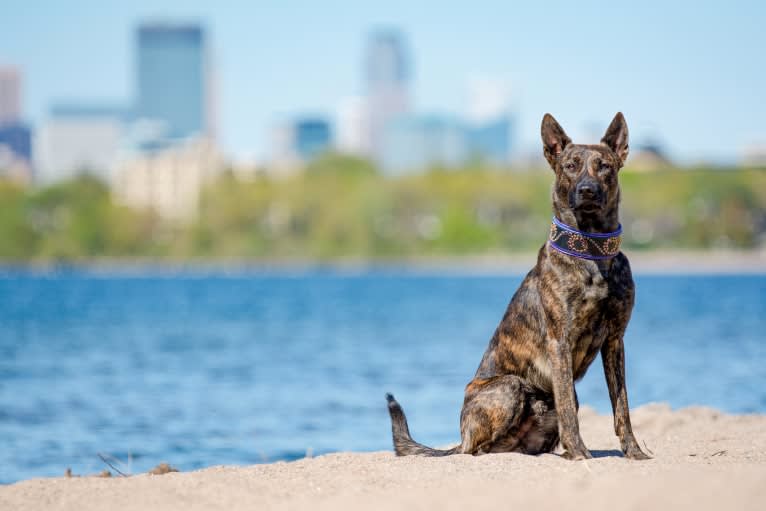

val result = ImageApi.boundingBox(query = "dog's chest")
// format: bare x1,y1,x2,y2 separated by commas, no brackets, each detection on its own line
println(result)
568,270,611,376
573,278,609,324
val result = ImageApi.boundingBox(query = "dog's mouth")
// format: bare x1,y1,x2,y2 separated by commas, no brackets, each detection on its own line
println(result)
574,201,604,214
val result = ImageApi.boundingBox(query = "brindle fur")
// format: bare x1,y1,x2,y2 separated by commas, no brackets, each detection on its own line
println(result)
387,112,650,461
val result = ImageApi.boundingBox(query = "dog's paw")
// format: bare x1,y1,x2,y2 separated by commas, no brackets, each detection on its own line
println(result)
561,448,593,461
624,444,652,460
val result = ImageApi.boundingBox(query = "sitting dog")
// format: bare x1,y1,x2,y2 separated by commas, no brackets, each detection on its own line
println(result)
386,112,650,460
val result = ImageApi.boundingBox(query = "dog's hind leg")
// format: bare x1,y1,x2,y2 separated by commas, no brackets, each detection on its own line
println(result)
518,395,560,454
458,375,541,455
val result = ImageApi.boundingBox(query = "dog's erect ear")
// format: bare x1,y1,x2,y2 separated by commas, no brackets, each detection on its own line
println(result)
601,112,629,164
541,114,571,169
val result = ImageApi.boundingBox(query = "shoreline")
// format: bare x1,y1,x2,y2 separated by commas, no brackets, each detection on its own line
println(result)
2,404,765,510
0,249,764,275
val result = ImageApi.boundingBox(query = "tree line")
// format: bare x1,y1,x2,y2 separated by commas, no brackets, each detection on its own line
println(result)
1,154,763,261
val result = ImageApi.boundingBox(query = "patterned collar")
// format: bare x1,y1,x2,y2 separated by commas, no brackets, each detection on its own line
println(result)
548,216,622,260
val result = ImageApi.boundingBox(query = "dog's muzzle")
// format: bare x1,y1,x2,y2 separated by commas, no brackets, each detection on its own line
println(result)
573,179,604,210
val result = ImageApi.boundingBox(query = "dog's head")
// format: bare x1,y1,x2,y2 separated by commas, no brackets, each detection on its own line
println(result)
541,112,628,230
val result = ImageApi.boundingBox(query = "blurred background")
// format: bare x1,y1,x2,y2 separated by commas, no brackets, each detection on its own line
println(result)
0,0,764,484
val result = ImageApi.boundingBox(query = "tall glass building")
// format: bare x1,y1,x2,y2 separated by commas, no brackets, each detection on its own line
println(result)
136,23,208,140
366,30,409,90
365,30,410,159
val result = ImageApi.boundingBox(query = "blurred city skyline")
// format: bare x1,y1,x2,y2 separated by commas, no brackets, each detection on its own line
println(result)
1,1,765,164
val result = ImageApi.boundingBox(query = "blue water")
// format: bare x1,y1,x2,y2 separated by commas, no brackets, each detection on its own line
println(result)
0,269,764,483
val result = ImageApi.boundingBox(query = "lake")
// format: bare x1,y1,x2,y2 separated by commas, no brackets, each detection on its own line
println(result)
0,268,764,483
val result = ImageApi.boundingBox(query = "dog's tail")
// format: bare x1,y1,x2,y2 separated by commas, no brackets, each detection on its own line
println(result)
385,393,461,457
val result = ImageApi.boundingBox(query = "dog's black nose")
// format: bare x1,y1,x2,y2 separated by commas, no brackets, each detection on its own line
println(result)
577,183,597,199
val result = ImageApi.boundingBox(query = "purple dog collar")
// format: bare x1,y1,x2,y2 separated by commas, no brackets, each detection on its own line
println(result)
548,217,622,260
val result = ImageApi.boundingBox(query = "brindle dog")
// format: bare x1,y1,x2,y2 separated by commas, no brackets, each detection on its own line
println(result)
386,112,650,461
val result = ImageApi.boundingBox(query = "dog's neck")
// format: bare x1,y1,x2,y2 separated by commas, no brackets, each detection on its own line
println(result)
553,203,620,234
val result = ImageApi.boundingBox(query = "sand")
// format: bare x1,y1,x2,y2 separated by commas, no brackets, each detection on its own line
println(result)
2,404,765,511
42,248,766,276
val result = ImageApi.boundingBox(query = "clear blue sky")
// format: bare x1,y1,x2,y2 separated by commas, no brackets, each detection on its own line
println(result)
1,0,764,163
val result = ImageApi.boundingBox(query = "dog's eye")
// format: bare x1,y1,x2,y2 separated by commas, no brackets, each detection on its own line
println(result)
600,163,613,172
564,162,576,171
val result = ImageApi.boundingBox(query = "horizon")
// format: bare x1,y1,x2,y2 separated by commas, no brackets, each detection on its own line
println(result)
1,1,765,164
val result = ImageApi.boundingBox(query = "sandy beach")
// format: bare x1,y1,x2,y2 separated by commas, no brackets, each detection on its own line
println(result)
13,248,766,276
2,403,764,511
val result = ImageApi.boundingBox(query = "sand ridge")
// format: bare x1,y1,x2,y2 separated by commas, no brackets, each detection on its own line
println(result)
2,403,765,511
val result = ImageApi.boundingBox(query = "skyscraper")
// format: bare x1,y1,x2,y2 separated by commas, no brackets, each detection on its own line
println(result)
0,67,21,125
365,30,410,159
0,66,32,183
136,22,210,140
0,66,28,160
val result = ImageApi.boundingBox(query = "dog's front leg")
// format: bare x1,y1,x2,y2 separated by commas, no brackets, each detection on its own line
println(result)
601,335,651,460
546,335,592,460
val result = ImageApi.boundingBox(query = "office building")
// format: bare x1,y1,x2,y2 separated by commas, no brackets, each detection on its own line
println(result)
0,67,21,125
0,123,31,162
742,142,766,167
113,137,223,221
335,96,371,156
270,117,332,171
380,113,513,172
381,114,468,174
0,66,32,182
294,119,331,160
35,104,126,184
365,30,410,160
136,22,210,140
